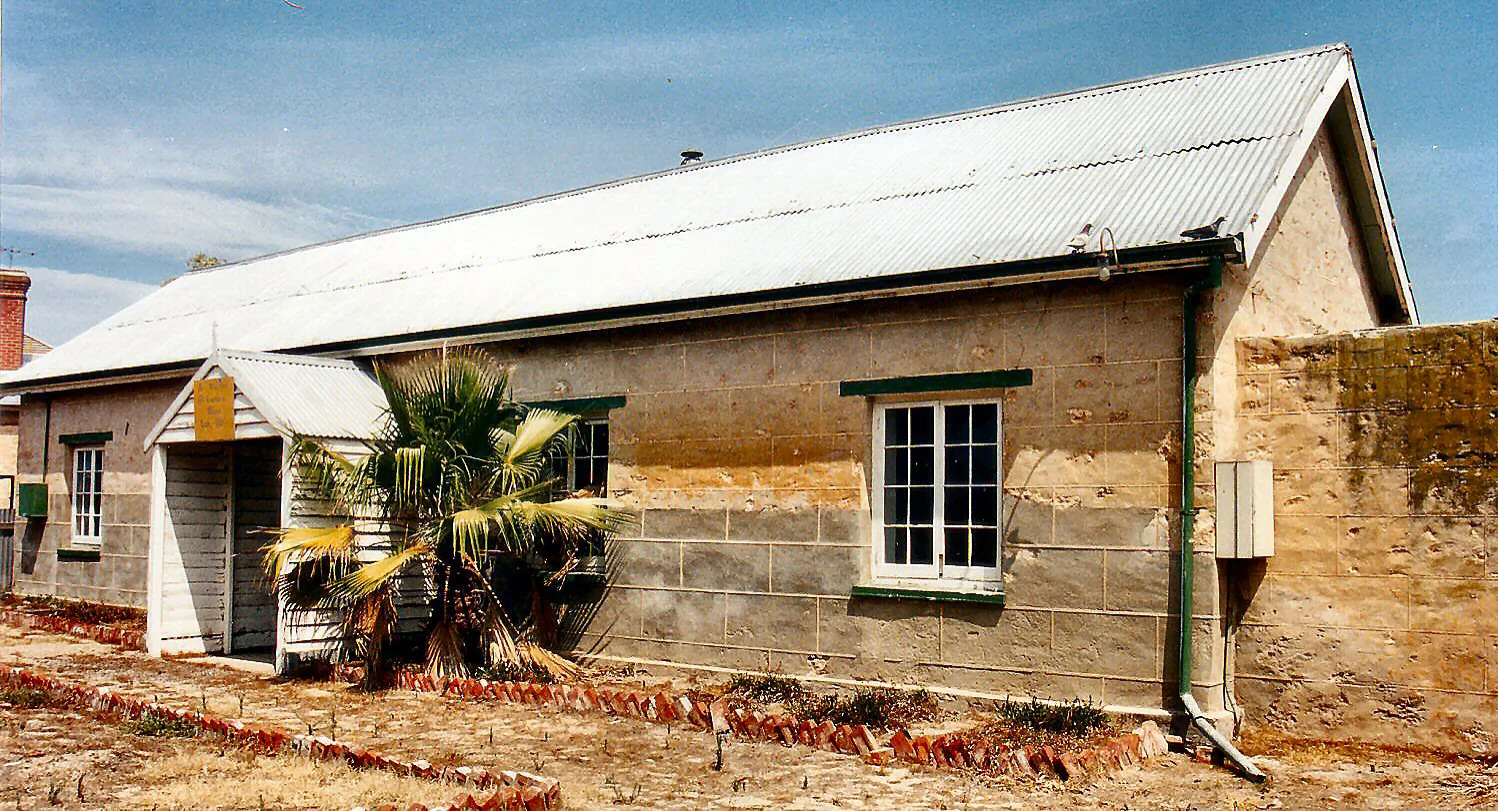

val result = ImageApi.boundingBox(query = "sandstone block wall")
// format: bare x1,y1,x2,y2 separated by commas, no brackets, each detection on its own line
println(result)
1233,321,1497,753
488,275,1223,710
10,379,186,606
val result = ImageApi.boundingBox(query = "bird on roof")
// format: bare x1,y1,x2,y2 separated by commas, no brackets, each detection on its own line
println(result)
1180,216,1227,240
1065,223,1094,252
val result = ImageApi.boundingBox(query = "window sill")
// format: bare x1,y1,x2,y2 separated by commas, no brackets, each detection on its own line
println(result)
850,584,1005,606
57,547,101,562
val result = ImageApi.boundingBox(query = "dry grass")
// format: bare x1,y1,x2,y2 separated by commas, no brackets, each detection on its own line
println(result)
0,702,450,810
4,625,1496,810
130,748,458,810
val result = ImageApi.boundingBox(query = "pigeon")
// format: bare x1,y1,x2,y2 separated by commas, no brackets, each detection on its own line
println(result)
1180,216,1226,240
1065,223,1094,252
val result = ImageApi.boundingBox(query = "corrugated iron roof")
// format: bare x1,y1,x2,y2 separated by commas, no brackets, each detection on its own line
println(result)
5,43,1400,389
219,350,387,441
143,349,388,446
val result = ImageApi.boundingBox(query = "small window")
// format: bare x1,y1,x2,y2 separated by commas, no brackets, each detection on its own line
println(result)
571,419,610,495
873,400,1001,590
550,418,609,563
71,446,105,546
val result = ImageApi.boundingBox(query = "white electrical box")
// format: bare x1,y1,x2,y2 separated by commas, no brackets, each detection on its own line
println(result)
1214,460,1274,559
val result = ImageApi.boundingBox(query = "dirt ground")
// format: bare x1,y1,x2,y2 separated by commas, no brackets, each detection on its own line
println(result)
1,625,1492,810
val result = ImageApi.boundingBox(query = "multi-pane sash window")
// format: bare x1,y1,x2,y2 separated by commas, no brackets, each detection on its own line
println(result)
572,419,609,495
71,446,104,545
874,401,1001,588
568,419,609,561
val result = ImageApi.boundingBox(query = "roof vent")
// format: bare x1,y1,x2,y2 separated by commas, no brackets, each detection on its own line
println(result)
679,149,703,165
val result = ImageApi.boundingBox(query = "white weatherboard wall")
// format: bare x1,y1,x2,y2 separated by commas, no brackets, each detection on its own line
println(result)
276,438,432,672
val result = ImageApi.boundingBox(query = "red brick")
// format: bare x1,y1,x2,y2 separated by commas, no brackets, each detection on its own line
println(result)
889,729,916,761
708,698,730,733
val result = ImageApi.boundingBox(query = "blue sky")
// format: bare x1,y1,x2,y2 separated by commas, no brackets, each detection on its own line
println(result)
2,1,1493,344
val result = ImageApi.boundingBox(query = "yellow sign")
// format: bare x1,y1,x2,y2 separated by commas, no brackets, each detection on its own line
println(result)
194,376,236,442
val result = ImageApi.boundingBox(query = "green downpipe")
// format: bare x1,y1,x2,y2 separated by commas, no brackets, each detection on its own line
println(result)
1178,255,1266,782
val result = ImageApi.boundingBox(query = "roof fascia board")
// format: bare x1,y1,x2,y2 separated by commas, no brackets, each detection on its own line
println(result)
1339,59,1417,323
1241,55,1354,269
1240,53,1414,324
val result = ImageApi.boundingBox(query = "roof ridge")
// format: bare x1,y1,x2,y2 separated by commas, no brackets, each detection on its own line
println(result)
177,43,1348,280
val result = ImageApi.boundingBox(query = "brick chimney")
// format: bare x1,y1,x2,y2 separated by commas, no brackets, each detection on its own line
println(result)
0,269,32,371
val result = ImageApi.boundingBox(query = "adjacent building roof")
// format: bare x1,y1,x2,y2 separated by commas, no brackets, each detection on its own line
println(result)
2,43,1413,392
22,334,51,360
143,349,388,447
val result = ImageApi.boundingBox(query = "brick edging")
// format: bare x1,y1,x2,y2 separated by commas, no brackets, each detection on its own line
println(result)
0,665,562,810
368,667,1170,781
0,608,146,650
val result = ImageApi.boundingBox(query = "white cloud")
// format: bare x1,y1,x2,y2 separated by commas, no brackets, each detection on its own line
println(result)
4,182,391,259
18,265,157,346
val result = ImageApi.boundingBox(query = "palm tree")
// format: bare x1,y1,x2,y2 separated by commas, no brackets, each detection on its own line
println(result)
261,348,630,686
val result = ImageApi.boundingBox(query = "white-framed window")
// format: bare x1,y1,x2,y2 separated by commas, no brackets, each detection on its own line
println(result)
569,418,609,495
70,446,105,546
872,399,1002,591
561,418,609,562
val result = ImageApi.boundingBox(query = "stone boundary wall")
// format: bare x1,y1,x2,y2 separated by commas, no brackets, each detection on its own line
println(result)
0,664,562,810
1233,320,1497,753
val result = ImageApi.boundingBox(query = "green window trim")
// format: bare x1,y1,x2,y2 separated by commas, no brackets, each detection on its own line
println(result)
56,548,102,562
850,584,1006,606
58,431,113,445
839,370,1033,398
527,395,627,415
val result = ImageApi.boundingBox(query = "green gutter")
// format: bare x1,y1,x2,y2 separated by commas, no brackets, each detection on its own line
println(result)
1178,254,1265,782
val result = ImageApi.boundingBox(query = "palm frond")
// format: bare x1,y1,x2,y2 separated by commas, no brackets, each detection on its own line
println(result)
505,409,577,483
503,497,636,538
288,437,381,515
326,542,431,604
393,445,426,507
260,525,356,581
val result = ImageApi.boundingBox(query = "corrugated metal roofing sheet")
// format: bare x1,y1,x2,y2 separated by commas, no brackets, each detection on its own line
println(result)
7,44,1358,388
219,350,387,441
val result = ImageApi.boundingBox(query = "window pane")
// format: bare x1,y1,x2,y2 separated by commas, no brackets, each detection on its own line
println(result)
945,446,969,485
910,406,934,445
910,487,933,525
891,487,908,523
884,526,907,565
972,486,999,527
886,409,908,446
911,446,933,486
944,486,968,524
973,403,998,443
888,448,908,485
909,527,934,565
944,528,969,567
971,528,998,567
946,404,970,444
972,445,998,484
593,422,609,452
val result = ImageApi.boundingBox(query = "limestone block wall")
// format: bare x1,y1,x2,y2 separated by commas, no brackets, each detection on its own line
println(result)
486,274,1223,710
1233,321,1497,753
10,378,186,606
